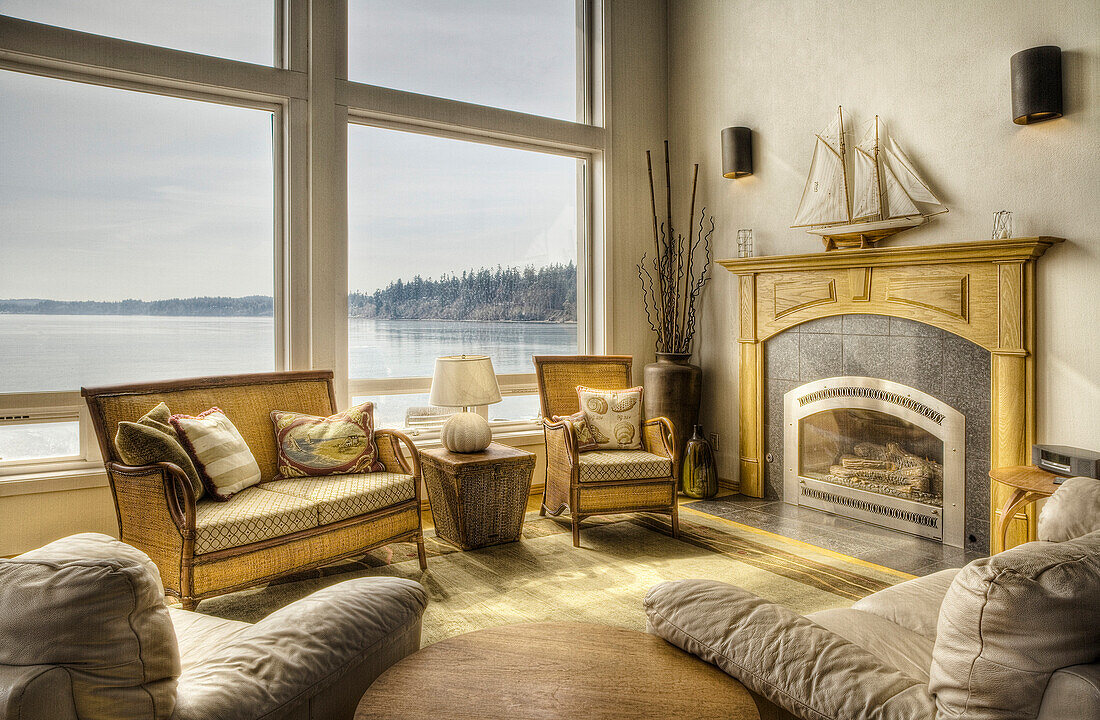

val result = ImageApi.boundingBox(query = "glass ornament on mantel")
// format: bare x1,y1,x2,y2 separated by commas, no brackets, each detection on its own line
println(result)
992,211,1013,240
737,229,754,258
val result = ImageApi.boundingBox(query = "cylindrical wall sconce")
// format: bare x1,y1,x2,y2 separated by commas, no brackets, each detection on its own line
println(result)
1011,45,1062,125
721,126,753,178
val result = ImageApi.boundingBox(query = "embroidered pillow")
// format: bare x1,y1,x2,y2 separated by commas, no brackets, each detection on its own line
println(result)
270,401,385,478
553,411,600,452
576,385,644,450
115,402,205,501
170,408,261,501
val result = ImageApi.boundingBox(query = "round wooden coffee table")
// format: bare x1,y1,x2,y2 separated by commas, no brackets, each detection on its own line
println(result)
355,622,759,719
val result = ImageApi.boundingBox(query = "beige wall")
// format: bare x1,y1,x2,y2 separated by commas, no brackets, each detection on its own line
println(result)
666,0,1100,486
607,0,669,378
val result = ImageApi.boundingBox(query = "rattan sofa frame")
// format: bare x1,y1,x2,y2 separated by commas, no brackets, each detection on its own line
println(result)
82,370,426,610
533,355,679,547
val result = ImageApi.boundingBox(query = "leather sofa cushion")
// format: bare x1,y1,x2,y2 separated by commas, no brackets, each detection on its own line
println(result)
0,533,180,720
577,450,672,482
807,607,935,683
851,568,959,640
1038,663,1100,720
1038,476,1100,542
645,578,936,720
929,529,1100,719
194,486,318,554
260,472,415,525
168,608,252,672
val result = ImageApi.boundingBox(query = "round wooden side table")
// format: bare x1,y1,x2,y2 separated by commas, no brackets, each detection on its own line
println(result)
354,622,760,720
990,465,1062,552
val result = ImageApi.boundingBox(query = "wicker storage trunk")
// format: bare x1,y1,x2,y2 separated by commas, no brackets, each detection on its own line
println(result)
420,443,535,550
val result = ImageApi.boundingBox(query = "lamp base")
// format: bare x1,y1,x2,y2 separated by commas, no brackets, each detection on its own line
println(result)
441,411,492,453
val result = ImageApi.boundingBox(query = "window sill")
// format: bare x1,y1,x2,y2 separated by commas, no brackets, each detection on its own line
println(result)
0,466,108,497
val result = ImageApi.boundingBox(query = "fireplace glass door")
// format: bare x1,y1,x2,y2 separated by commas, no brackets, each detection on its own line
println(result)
799,408,944,507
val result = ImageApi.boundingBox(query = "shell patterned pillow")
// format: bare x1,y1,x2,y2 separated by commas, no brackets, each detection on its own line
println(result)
552,411,600,452
575,385,644,450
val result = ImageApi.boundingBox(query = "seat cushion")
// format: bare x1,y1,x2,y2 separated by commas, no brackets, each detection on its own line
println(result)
168,608,252,673
260,472,416,525
851,568,959,640
0,533,180,720
808,607,935,683
193,486,318,554
929,530,1100,719
577,449,672,483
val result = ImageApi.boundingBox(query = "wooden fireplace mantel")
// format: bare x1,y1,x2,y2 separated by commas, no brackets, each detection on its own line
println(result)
719,237,1064,551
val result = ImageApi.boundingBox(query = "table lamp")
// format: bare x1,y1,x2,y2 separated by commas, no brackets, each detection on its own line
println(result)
429,355,502,453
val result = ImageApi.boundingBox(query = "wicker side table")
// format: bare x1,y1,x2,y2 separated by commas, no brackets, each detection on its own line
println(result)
420,443,535,550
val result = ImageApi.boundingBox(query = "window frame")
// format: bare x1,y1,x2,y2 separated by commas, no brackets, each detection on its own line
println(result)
0,0,606,481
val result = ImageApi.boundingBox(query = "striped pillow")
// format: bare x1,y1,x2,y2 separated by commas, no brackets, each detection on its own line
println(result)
271,401,385,478
170,407,261,501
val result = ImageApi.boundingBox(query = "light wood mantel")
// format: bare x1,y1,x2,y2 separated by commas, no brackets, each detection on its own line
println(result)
720,237,1064,551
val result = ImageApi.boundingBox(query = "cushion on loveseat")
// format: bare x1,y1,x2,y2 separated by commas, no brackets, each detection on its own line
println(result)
0,533,180,720
928,529,1100,720
193,486,318,554
260,472,416,525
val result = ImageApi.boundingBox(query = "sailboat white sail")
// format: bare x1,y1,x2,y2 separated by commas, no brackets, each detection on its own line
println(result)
792,109,947,249
792,112,850,227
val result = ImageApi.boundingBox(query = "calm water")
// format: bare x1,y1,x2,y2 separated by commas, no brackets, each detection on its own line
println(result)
0,314,576,393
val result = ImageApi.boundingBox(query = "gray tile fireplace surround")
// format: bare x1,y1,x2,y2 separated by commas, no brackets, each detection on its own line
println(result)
762,313,992,555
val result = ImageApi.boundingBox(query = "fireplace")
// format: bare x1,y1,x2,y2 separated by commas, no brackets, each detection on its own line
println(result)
784,376,965,546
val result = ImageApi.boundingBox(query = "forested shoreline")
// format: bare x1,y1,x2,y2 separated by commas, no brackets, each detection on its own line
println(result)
0,263,577,322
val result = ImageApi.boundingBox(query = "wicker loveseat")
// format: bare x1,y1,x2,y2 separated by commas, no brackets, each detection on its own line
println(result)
82,371,425,609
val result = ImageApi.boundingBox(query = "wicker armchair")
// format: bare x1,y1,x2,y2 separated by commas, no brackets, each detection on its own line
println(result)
533,355,678,547
82,371,425,609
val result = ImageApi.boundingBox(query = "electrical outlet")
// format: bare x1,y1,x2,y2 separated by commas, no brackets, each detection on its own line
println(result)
708,432,720,451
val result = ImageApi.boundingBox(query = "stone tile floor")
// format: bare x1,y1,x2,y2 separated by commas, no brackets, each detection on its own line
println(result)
685,494,987,576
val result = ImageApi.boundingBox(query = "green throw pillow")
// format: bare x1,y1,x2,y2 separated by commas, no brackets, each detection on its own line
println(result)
114,403,205,501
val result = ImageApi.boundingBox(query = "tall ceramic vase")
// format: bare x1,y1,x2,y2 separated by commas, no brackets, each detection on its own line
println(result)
643,352,702,478
681,425,718,499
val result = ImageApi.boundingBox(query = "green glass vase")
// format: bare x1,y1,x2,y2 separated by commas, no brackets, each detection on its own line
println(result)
681,424,718,499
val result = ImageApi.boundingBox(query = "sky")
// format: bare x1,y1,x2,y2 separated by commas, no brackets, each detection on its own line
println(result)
0,1,578,301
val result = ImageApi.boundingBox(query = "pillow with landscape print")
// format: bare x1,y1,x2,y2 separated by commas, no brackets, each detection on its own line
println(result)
575,385,644,450
552,411,600,452
170,407,262,501
270,401,385,478
114,402,204,501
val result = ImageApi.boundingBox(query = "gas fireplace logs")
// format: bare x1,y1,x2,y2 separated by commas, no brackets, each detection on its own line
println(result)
827,442,942,501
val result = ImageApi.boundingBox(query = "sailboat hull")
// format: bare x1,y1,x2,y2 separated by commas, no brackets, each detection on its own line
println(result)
806,215,926,250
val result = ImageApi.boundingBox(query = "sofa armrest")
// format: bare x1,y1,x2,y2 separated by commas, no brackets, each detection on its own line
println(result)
1038,662,1100,720
374,429,420,477
644,579,936,720
107,461,196,532
642,416,674,458
0,665,78,720
171,577,427,720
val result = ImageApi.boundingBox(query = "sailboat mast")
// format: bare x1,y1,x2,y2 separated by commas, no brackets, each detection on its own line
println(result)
874,115,885,221
838,106,852,223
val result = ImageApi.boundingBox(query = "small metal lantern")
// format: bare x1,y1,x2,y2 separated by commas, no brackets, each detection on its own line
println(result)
737,229,754,258
992,211,1013,240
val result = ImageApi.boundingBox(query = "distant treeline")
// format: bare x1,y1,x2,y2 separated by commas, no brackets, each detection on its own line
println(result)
349,262,576,322
0,263,577,322
0,296,274,317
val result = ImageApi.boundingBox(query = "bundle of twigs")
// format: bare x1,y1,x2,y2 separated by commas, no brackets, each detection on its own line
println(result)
637,141,716,355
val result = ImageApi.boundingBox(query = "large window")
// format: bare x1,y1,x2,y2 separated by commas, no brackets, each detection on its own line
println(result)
0,71,275,468
347,126,582,430
348,0,580,121
0,2,600,479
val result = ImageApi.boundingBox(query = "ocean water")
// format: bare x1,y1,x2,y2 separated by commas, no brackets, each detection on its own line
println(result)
0,315,574,450
0,314,576,393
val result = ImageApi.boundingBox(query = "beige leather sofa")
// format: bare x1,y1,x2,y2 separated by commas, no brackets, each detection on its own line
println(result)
645,477,1100,720
0,533,427,720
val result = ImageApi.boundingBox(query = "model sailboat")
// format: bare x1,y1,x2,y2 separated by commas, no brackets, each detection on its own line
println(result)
792,107,947,250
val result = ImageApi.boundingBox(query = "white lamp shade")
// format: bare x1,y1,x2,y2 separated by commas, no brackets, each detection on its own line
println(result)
429,355,503,407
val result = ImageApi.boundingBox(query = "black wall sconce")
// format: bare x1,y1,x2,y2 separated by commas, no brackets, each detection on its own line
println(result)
1011,45,1062,125
721,126,753,178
